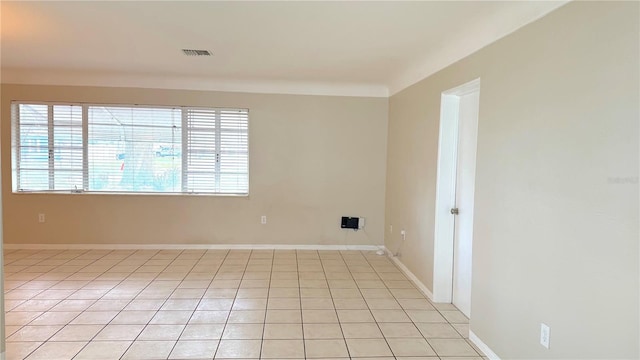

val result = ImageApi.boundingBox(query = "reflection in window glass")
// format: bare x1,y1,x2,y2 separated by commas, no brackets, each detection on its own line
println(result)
88,106,182,192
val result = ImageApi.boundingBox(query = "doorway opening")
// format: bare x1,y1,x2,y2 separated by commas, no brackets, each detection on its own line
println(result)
432,78,480,318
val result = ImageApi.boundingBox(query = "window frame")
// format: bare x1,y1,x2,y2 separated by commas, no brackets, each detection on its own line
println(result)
11,101,250,196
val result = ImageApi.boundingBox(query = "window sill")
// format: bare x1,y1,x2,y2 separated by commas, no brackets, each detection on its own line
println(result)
11,191,249,198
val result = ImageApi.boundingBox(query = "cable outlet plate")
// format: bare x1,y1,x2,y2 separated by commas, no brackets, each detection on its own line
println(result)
341,216,360,230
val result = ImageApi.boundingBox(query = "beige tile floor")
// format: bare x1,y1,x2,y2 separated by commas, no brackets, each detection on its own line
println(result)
3,248,486,360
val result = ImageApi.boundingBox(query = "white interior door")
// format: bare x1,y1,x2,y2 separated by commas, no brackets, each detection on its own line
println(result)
452,90,480,318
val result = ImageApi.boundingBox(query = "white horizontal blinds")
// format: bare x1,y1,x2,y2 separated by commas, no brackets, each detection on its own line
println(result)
219,109,249,193
185,108,218,192
16,104,50,190
184,108,248,194
12,102,248,195
52,105,83,190
88,106,182,192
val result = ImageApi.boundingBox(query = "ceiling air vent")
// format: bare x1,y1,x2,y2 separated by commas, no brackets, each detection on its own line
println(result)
182,49,212,56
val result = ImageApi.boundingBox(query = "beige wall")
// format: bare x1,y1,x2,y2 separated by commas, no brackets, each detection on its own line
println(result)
1,85,388,247
385,1,638,359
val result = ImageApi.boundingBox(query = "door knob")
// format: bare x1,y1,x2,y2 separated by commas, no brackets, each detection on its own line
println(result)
450,208,459,215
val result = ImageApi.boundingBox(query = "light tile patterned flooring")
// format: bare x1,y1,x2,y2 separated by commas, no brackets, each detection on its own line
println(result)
3,249,486,360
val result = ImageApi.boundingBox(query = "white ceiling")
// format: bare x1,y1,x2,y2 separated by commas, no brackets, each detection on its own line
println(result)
1,1,567,97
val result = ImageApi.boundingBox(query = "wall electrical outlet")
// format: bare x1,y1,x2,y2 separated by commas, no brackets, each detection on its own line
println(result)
389,225,393,233
261,215,267,225
540,323,550,349
38,213,45,223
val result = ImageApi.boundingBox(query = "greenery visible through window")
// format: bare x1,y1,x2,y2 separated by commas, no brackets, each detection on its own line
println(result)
11,102,249,195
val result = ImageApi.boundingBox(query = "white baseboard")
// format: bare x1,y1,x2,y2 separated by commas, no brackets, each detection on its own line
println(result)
383,247,434,301
384,248,499,359
3,243,382,251
469,330,500,360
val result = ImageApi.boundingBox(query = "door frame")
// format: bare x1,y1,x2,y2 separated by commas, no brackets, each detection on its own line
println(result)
432,78,480,303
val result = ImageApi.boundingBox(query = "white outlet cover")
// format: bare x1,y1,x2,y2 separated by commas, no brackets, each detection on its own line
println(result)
540,323,550,349
261,216,267,224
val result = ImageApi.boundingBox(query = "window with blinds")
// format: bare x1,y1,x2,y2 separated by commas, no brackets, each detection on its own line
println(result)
185,108,249,193
11,102,249,195
88,106,182,193
12,103,84,191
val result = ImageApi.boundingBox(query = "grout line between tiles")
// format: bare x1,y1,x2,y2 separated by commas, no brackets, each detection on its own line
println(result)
213,249,251,360
17,248,160,359
295,250,306,360
163,248,215,360
107,248,202,359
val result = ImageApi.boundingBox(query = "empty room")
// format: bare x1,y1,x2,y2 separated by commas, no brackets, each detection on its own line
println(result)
0,1,638,360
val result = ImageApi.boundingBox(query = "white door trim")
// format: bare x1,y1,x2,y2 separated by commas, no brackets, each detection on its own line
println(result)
432,78,480,303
